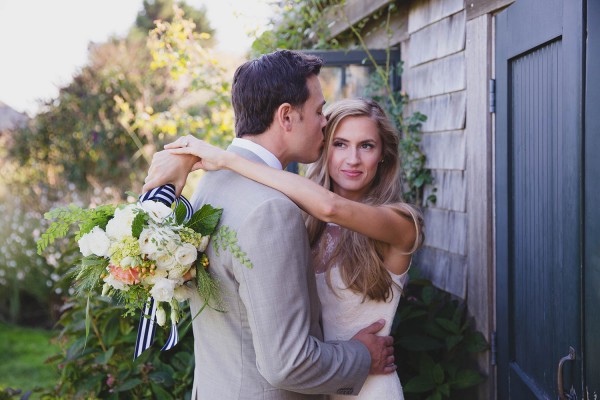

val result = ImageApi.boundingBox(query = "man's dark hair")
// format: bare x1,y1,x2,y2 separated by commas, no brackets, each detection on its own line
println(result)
231,50,323,137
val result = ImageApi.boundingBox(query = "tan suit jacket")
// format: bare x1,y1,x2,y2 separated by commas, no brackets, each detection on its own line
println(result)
188,146,370,399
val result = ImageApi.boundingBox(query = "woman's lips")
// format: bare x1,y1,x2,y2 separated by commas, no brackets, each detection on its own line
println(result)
341,170,362,177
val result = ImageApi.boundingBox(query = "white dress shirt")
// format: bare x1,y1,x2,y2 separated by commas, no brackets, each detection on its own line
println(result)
231,138,282,170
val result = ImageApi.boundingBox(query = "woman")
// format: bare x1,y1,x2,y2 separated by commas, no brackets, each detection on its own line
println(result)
167,98,423,399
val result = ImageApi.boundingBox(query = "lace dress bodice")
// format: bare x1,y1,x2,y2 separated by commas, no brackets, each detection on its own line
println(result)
312,223,407,400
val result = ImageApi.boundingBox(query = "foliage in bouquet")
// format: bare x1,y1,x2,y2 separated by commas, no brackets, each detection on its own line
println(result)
37,198,223,330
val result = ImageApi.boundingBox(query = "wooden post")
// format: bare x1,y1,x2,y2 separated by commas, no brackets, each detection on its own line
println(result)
465,13,495,400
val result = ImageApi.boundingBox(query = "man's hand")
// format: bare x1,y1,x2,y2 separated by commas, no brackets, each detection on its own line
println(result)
351,320,396,375
143,150,198,196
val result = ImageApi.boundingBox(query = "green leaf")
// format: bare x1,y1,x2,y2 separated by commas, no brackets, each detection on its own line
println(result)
186,204,223,235
449,369,484,389
398,335,444,351
426,391,443,400
131,212,146,239
94,346,115,365
84,296,91,351
432,363,444,385
465,331,489,353
438,383,450,397
404,375,436,393
436,318,460,334
150,382,175,399
175,200,187,225
445,334,464,351
421,286,436,305
117,378,143,392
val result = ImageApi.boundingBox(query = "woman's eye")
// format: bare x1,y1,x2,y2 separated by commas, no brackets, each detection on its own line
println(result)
361,143,375,149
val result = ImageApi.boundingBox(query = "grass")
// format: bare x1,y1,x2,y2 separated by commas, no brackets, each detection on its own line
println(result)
0,322,60,395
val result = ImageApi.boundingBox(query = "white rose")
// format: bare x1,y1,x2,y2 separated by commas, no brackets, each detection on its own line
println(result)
173,284,195,302
155,252,177,271
175,243,197,266
155,305,166,326
149,277,177,302
106,204,139,240
197,235,210,252
103,273,129,291
138,228,159,256
141,200,173,223
78,227,111,258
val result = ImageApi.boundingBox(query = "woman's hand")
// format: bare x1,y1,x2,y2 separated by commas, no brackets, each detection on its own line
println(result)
165,135,229,172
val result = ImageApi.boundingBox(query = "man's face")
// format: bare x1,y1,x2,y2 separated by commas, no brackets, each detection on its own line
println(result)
289,75,327,164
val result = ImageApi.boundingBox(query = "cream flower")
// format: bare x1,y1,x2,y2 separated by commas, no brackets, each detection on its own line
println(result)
106,204,139,241
173,284,195,302
197,235,210,252
149,277,177,302
103,273,129,291
141,269,168,285
155,252,177,271
141,200,173,223
156,305,167,326
175,243,198,266
78,226,110,257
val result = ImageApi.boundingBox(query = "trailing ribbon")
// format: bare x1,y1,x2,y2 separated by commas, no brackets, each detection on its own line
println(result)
134,184,193,360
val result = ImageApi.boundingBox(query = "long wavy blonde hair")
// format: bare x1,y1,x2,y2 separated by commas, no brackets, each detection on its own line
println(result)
306,98,424,302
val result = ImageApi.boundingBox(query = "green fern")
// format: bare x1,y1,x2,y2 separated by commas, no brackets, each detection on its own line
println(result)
37,204,116,255
69,256,109,296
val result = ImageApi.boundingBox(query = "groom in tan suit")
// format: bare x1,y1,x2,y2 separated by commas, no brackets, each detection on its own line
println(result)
144,50,395,399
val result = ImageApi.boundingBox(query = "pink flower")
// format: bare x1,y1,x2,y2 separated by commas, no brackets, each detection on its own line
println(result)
108,265,140,285
106,374,115,387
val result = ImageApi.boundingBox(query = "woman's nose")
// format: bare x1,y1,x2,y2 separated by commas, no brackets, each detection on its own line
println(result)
345,148,360,164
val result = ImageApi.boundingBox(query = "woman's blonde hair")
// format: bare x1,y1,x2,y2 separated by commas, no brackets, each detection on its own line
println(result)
306,98,424,302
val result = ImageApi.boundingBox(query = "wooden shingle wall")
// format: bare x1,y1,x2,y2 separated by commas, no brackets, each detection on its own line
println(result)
404,0,468,298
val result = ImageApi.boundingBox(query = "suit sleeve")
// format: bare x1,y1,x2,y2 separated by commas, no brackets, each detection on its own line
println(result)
233,197,370,395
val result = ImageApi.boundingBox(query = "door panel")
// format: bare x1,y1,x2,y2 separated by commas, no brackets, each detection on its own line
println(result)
495,0,583,398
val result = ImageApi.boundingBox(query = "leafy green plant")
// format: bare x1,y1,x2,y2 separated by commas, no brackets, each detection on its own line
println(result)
37,294,195,400
393,277,488,400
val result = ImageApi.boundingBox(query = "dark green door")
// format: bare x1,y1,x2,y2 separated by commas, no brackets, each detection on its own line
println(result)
495,0,584,398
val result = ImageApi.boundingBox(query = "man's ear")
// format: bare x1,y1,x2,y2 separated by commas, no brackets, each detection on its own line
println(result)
275,103,294,132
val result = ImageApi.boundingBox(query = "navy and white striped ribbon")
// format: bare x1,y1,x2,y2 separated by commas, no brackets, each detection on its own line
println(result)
134,184,194,359
134,297,157,359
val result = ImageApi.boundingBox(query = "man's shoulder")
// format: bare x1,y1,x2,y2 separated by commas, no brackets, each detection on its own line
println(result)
204,169,292,201
195,170,297,218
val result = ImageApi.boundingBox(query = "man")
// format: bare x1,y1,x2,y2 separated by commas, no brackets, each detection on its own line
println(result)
144,50,395,399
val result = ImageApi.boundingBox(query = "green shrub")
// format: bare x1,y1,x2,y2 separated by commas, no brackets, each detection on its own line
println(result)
393,276,489,400
38,295,194,400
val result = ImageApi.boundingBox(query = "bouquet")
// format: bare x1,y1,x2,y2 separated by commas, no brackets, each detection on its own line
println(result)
37,186,229,355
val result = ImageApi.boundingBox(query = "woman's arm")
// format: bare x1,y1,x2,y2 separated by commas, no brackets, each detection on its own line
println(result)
166,136,419,253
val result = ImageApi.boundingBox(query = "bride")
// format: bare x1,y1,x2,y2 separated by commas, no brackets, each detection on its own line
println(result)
146,98,424,399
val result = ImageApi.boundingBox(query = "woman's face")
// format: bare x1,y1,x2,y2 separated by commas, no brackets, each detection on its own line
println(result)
327,115,383,201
